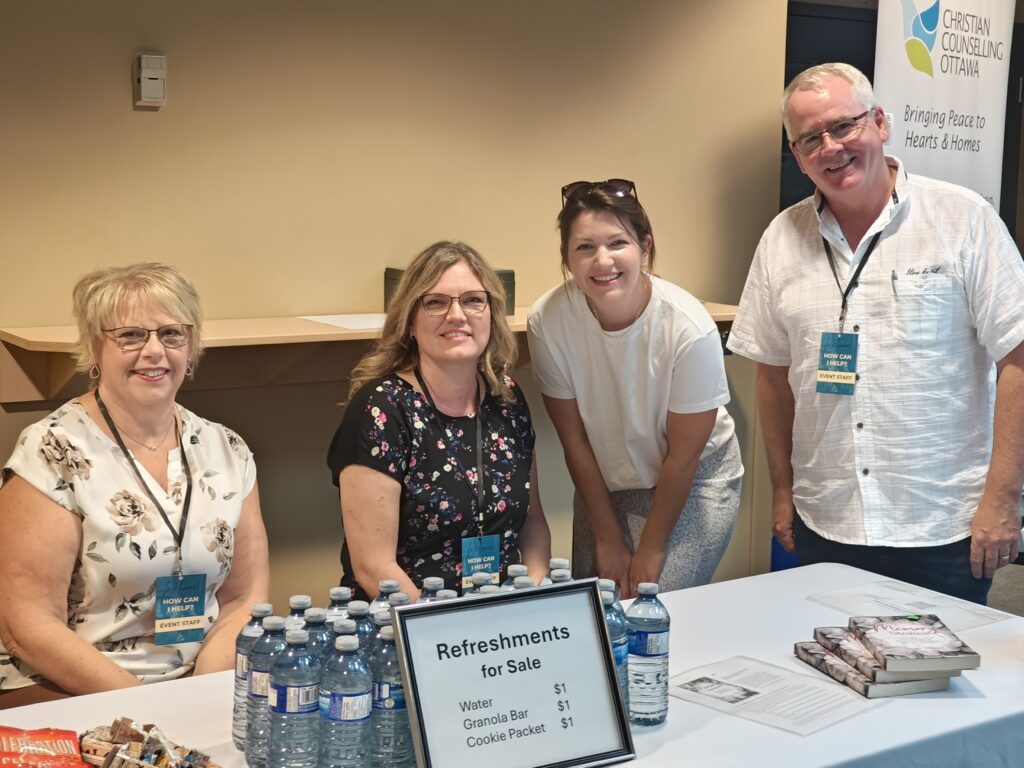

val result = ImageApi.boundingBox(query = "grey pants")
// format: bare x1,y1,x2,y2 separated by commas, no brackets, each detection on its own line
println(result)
572,435,743,591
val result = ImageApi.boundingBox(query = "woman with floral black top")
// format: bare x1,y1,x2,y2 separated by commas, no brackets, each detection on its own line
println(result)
327,241,551,600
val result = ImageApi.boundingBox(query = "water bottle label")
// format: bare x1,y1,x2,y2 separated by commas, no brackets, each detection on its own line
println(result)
249,669,270,699
372,680,407,711
269,682,320,714
235,652,249,680
612,637,628,668
320,690,372,722
628,629,669,657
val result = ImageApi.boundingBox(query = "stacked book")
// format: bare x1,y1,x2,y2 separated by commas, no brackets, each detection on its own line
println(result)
793,614,980,698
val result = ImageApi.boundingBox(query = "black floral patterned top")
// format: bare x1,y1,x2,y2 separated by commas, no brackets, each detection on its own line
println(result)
327,374,535,597
0,399,256,690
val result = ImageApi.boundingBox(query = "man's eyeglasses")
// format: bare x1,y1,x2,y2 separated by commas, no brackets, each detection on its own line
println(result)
102,324,193,350
561,178,638,206
419,291,490,317
790,110,873,156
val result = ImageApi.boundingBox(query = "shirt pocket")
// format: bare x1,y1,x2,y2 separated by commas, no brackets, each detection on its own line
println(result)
892,274,956,343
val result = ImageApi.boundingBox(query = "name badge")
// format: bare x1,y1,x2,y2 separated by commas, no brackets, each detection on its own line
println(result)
154,573,207,645
816,332,858,396
460,534,500,592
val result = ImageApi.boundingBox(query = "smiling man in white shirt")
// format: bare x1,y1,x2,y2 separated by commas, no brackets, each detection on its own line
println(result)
728,62,1024,604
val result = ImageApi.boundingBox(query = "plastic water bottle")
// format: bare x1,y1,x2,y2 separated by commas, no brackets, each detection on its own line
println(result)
368,611,393,657
347,601,375,651
599,578,621,606
435,589,458,601
388,592,410,609
465,571,493,595
601,591,629,712
478,585,500,596
540,557,570,585
550,568,572,584
369,580,400,615
268,630,321,768
416,576,444,603
626,582,670,726
513,576,535,590
246,616,288,768
319,636,373,768
304,608,333,659
502,564,528,589
326,587,352,622
232,603,273,749
371,626,414,767
287,595,313,629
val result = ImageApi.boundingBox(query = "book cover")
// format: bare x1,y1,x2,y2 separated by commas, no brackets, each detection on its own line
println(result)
793,641,952,698
813,626,960,683
847,614,981,673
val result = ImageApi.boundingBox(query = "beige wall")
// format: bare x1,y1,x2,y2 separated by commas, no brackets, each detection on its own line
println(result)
0,1,787,610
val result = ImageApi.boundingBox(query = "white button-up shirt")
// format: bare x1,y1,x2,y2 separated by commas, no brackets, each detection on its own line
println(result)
728,157,1024,546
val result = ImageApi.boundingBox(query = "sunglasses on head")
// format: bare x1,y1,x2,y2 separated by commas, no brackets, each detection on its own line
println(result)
560,178,638,206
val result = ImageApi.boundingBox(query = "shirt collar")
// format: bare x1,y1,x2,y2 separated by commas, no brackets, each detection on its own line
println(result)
814,155,909,251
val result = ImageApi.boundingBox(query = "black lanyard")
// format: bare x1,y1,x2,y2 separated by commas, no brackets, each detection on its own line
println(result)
822,231,882,333
94,389,193,576
413,368,486,536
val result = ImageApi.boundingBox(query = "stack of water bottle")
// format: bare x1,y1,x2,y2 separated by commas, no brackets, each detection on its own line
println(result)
232,560,671,768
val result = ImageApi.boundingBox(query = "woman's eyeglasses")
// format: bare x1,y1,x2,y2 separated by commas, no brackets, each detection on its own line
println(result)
790,111,873,156
419,291,490,317
561,178,638,206
102,324,192,350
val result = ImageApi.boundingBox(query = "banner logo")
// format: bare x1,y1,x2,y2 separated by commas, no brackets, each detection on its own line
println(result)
901,0,940,76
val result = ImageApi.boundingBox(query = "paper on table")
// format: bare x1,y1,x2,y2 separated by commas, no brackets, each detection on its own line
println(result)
806,580,1007,633
301,313,387,330
669,655,881,736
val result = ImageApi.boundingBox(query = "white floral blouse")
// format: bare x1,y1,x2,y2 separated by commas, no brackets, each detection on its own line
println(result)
0,398,256,690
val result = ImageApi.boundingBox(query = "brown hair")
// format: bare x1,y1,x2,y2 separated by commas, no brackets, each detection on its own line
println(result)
347,241,517,403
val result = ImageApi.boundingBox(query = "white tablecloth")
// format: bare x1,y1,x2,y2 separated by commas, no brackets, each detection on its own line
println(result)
3,563,1022,767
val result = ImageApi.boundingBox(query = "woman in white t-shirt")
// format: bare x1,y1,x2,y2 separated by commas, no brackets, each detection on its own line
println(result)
527,179,742,598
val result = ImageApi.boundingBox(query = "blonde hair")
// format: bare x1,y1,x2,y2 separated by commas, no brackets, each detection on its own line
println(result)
347,241,517,404
781,62,879,140
71,262,204,379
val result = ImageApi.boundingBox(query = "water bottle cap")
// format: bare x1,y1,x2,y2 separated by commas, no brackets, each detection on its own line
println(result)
250,602,273,617
285,629,309,644
436,589,458,600
332,618,357,634
304,607,327,623
378,579,400,594
289,594,312,609
422,576,444,590
550,569,572,582
335,635,359,652
478,585,500,594
637,582,659,595
329,586,352,601
507,564,528,577
598,579,615,593
242,624,264,637
388,592,410,606
600,591,614,605
513,576,535,589
380,625,395,641
262,616,286,631
284,616,305,631
471,571,493,586
373,610,393,626
549,557,570,570
346,600,370,616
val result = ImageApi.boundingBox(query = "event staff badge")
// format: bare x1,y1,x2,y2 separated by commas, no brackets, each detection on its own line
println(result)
461,535,500,592
155,573,207,645
816,332,858,395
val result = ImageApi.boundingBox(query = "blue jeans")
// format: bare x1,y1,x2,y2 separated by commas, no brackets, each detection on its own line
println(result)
792,513,992,605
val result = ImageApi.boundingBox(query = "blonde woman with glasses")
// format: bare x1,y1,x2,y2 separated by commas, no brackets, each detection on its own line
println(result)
327,241,551,601
0,263,269,708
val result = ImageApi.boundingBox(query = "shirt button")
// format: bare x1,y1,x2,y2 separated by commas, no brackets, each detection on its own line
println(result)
853,324,860,332
856,422,864,429
862,468,869,476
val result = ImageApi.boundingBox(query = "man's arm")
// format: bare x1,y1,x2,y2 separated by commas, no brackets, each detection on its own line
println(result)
756,363,797,552
970,339,1024,579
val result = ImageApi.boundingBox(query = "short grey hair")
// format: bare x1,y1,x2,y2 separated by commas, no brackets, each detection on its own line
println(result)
781,63,879,140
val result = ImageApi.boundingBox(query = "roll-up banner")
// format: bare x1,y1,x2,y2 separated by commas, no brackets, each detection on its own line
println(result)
874,0,1014,207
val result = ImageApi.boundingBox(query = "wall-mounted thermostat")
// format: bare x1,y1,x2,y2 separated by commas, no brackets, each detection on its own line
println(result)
134,53,166,107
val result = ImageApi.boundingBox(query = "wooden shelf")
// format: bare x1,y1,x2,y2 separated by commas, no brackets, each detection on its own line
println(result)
0,304,736,405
